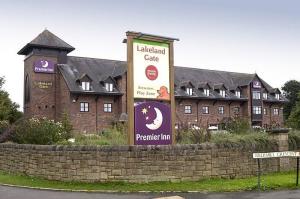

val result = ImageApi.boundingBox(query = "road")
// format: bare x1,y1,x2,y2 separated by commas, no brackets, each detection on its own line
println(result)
0,185,300,199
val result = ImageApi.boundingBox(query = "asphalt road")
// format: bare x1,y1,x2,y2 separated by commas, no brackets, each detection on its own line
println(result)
0,185,300,199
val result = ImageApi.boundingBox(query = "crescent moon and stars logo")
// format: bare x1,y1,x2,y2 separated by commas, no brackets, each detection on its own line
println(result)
134,101,171,145
33,59,55,73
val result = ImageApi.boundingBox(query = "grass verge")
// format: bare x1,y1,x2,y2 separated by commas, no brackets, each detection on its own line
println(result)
0,170,299,192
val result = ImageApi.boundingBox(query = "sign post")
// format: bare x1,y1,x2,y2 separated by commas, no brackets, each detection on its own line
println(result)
126,32,179,145
253,151,300,189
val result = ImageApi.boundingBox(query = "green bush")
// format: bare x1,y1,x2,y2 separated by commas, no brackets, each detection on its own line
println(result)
0,120,9,135
288,130,300,150
220,117,250,134
211,132,277,150
12,118,71,145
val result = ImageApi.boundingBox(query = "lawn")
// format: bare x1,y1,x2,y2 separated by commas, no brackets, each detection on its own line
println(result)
0,170,298,192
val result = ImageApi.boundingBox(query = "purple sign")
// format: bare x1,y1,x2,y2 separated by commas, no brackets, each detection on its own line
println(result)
134,101,172,145
253,81,261,88
33,59,55,73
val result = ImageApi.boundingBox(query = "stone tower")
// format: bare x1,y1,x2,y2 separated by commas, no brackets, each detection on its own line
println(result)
18,30,74,120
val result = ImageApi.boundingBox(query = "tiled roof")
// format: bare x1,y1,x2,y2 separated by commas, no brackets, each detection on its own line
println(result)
58,56,287,102
18,30,75,55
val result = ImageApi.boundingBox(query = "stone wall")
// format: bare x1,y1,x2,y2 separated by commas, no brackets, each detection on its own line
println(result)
0,141,296,183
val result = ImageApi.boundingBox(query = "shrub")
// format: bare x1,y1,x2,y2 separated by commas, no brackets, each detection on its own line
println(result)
12,118,70,145
220,117,250,134
211,132,277,150
288,130,300,150
0,120,9,135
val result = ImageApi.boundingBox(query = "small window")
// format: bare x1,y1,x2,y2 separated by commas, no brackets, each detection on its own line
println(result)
204,89,210,96
273,108,279,115
184,105,192,114
235,91,241,98
263,108,268,115
253,106,262,114
80,102,89,112
81,82,90,91
263,93,268,99
218,106,224,114
202,106,209,114
220,90,226,97
105,83,114,92
275,94,280,100
186,87,193,96
252,91,261,99
234,107,240,115
104,103,112,112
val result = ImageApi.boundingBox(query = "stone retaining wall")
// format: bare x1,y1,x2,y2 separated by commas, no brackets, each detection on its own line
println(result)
0,143,295,183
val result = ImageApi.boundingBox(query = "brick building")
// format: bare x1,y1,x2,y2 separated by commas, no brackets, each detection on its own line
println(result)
18,30,287,132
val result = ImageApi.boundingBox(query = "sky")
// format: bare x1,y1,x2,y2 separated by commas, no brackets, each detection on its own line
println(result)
0,0,300,111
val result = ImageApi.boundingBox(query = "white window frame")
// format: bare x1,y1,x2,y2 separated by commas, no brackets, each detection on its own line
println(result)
104,103,112,113
81,81,90,91
186,87,193,96
252,91,261,99
275,93,280,100
202,106,209,114
218,106,224,114
263,93,268,99
184,105,192,114
220,90,226,97
234,107,240,114
235,91,241,98
273,108,279,115
80,102,89,112
263,108,267,115
204,89,210,96
105,83,114,92
253,106,262,115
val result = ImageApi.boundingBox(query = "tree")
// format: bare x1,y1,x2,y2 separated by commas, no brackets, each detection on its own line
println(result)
287,93,300,129
282,80,300,120
0,76,22,123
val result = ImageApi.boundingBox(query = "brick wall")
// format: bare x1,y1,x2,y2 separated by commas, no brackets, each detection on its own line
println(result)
0,138,296,183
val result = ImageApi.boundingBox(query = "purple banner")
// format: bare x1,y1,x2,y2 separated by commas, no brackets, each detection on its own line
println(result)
134,101,172,145
33,59,55,73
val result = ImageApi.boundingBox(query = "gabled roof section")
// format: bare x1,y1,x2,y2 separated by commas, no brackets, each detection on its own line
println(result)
18,29,75,55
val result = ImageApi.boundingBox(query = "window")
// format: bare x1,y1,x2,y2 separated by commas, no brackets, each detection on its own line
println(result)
275,93,280,100
80,102,89,112
204,89,210,96
235,91,241,98
81,82,90,91
253,106,262,114
220,90,226,97
273,108,279,115
186,87,193,96
202,106,209,114
184,105,192,114
263,108,267,115
104,103,112,112
218,106,224,114
234,107,240,115
252,91,261,99
263,93,268,99
105,83,113,92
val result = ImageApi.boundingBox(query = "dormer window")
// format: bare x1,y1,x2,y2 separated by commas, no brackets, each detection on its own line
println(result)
105,83,113,92
275,93,280,100
81,81,90,91
220,90,226,97
186,87,193,96
204,89,210,96
235,91,241,98
263,93,268,99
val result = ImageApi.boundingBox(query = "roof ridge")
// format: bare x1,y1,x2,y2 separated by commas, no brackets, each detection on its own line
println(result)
68,56,125,63
175,65,255,76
